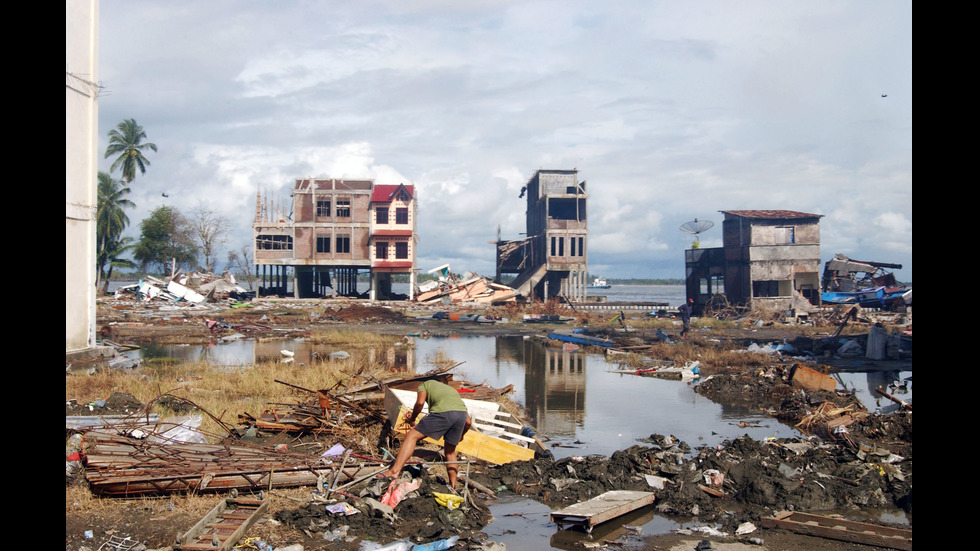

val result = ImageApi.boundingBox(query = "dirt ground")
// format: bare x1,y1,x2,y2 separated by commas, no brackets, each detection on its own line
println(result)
67,296,911,551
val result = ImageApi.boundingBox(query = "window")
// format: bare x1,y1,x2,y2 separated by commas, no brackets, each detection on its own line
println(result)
256,234,293,250
578,237,584,256
558,236,564,256
753,280,780,297
774,226,795,244
570,237,576,256
336,235,350,253
375,242,388,259
336,199,351,218
376,207,389,224
316,200,331,218
396,207,409,224
395,241,409,259
316,236,331,253
550,236,556,256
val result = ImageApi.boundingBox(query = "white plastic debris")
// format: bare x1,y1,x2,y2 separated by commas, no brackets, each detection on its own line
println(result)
736,521,757,535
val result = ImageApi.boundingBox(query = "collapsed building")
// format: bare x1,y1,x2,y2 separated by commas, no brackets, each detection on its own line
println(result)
822,253,903,292
494,169,589,302
252,179,418,300
685,210,824,314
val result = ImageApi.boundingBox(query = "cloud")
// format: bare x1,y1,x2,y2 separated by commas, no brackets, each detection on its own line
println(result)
96,0,911,281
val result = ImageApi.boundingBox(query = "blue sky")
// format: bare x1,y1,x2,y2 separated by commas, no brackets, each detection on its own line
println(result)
96,1,912,282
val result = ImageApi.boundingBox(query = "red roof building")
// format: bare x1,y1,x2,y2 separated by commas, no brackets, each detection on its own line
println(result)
253,179,417,299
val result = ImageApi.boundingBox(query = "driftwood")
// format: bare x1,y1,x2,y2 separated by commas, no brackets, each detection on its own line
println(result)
875,386,912,411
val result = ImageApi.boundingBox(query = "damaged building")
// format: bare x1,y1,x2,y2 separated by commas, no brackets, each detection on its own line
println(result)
822,253,903,292
252,179,418,300
495,169,589,302
685,210,823,313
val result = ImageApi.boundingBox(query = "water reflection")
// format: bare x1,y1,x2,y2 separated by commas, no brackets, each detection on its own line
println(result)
128,334,908,458
417,336,789,458
131,338,414,372
494,337,587,437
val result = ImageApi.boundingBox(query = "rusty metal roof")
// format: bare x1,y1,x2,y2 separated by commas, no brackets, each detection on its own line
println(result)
721,210,822,220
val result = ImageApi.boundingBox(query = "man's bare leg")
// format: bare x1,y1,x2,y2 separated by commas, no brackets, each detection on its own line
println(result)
382,428,425,479
444,442,459,491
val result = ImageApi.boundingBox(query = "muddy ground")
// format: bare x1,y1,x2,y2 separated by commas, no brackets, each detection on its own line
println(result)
67,297,912,551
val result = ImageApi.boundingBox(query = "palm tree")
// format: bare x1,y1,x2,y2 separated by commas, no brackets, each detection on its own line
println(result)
98,236,137,294
96,172,135,292
104,118,157,183
97,172,133,244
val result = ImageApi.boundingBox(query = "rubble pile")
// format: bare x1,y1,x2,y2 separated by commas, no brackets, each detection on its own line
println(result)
112,270,253,305
415,271,518,305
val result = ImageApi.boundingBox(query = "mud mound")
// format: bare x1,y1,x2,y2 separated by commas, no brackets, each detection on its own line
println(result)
472,427,912,529
695,369,864,423
66,392,145,416
274,477,492,547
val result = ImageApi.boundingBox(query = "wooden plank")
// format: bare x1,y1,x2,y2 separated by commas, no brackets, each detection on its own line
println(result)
551,491,655,532
472,422,537,443
760,511,911,550
789,364,837,392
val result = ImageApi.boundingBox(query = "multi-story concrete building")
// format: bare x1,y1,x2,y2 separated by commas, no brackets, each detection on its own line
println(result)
685,210,823,313
253,178,417,300
495,169,588,301
66,0,101,356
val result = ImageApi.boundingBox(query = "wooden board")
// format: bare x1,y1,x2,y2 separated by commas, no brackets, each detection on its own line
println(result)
550,490,656,533
760,511,911,550
176,496,269,551
789,364,837,392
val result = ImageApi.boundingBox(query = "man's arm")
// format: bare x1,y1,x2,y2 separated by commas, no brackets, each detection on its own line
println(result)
405,390,427,426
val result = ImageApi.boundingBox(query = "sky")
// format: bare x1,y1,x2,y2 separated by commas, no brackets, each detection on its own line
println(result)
95,0,912,282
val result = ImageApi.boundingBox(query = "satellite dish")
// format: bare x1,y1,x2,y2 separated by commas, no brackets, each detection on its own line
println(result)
680,218,715,248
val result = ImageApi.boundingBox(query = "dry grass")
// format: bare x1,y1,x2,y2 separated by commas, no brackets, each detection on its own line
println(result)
604,337,781,375
66,332,411,439
308,329,404,346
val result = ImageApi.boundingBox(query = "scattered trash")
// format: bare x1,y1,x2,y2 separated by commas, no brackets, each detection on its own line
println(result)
735,521,757,535
381,478,421,508
432,491,464,510
358,537,412,551
412,535,460,551
326,502,360,516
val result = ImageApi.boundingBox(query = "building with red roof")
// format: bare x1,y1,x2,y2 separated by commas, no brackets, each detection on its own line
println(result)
253,179,417,299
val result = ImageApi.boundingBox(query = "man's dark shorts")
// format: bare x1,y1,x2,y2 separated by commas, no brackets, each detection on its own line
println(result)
416,411,468,445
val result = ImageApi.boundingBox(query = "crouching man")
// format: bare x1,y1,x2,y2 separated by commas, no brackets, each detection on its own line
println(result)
382,380,472,492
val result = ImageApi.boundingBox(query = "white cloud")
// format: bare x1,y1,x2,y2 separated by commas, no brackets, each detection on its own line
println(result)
96,0,911,281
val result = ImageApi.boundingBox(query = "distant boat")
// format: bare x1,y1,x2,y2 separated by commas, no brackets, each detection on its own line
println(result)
589,277,611,289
